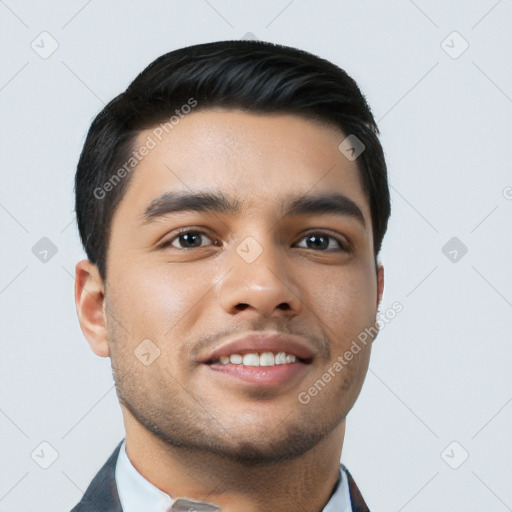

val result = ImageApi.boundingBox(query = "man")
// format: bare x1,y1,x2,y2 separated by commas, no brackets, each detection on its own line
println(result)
72,39,390,512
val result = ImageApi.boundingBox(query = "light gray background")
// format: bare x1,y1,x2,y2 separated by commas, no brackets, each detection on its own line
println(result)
1,1,511,511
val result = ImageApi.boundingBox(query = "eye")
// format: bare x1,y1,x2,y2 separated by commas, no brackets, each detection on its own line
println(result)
294,232,349,252
161,229,218,250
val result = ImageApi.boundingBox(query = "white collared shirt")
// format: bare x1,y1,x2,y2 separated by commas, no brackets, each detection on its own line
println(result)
115,439,352,512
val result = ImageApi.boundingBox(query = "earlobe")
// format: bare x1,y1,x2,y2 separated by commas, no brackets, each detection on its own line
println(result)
74,259,110,358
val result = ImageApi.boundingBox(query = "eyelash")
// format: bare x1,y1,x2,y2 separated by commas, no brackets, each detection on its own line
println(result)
159,228,351,253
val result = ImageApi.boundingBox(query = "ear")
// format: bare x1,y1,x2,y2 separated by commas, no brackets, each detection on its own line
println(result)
376,261,384,310
74,259,110,357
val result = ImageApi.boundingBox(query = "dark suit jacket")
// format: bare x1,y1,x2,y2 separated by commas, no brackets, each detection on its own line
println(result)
70,439,370,512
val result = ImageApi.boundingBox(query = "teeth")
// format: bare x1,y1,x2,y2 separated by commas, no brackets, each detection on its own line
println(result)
274,352,286,365
242,353,260,366
259,352,274,366
217,351,298,366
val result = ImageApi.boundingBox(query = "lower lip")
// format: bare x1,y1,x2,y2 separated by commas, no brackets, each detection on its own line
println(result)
206,362,310,387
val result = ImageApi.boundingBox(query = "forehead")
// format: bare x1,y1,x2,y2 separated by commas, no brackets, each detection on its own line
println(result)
112,109,369,225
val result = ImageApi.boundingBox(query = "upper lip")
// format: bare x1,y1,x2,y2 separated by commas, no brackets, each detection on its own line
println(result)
198,331,317,364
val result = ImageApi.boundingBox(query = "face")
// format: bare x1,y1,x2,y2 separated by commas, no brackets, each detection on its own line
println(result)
95,109,383,463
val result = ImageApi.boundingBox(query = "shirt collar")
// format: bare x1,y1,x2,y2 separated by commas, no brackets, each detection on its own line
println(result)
115,439,172,512
115,439,352,512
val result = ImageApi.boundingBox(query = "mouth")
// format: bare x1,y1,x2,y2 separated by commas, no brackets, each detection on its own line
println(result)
199,332,315,387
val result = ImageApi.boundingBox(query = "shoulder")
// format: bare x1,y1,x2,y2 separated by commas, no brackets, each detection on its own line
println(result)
69,440,125,512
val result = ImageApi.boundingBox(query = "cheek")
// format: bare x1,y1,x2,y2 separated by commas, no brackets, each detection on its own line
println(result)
305,264,377,336
111,263,210,340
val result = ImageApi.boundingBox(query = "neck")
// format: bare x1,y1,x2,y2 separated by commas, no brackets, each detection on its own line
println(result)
122,408,345,512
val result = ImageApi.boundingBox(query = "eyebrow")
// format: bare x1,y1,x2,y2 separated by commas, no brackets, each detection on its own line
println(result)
140,190,366,229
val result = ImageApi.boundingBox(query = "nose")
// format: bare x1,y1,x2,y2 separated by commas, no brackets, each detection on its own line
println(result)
217,236,303,319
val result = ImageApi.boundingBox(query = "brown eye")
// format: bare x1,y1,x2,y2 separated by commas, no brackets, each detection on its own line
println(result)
161,230,216,250
295,232,348,252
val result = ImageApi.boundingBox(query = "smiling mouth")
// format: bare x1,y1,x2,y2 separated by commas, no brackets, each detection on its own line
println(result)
198,332,316,387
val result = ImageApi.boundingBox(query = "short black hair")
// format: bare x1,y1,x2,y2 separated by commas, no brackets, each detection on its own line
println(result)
75,39,390,282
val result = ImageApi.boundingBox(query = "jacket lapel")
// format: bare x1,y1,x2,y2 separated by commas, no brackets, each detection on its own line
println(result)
70,440,124,512
342,465,370,512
